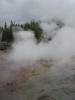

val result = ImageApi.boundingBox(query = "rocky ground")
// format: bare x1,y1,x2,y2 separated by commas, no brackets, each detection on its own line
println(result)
0,51,75,100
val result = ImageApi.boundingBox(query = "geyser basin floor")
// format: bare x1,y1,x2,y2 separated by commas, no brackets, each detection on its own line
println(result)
0,52,75,100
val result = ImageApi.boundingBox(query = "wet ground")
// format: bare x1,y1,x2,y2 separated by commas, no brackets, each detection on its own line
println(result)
0,51,75,100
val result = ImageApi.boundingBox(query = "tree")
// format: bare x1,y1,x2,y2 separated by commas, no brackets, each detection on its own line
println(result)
8,21,14,42
23,21,43,42
1,22,14,43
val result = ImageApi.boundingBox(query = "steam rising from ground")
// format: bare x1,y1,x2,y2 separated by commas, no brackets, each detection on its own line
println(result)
8,25,75,63
6,0,75,64
1,1,75,99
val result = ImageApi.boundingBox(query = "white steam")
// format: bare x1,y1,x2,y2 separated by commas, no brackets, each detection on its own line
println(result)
7,0,75,63
8,25,75,63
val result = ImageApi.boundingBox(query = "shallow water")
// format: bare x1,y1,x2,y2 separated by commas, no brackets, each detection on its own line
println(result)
0,53,75,100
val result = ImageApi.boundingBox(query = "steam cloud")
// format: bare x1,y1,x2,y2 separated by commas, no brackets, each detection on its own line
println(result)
6,0,75,64
8,26,75,63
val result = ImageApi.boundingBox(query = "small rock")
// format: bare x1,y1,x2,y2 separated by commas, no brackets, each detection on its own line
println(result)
38,94,56,100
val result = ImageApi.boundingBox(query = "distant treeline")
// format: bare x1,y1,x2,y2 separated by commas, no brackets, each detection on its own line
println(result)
0,21,43,44
0,20,64,46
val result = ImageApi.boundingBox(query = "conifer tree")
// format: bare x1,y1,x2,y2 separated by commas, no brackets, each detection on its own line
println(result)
1,21,14,43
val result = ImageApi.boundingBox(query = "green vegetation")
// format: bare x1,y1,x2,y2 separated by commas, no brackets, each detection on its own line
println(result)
0,21,44,50
0,21,43,49
1,21,14,43
0,20,64,46
21,21,43,42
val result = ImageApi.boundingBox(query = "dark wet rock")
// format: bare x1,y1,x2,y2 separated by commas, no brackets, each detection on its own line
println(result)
62,87,75,95
63,74,75,84
38,94,56,100
39,89,45,93
3,80,17,93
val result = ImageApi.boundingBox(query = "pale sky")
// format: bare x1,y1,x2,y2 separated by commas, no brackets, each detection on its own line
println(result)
0,0,75,25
